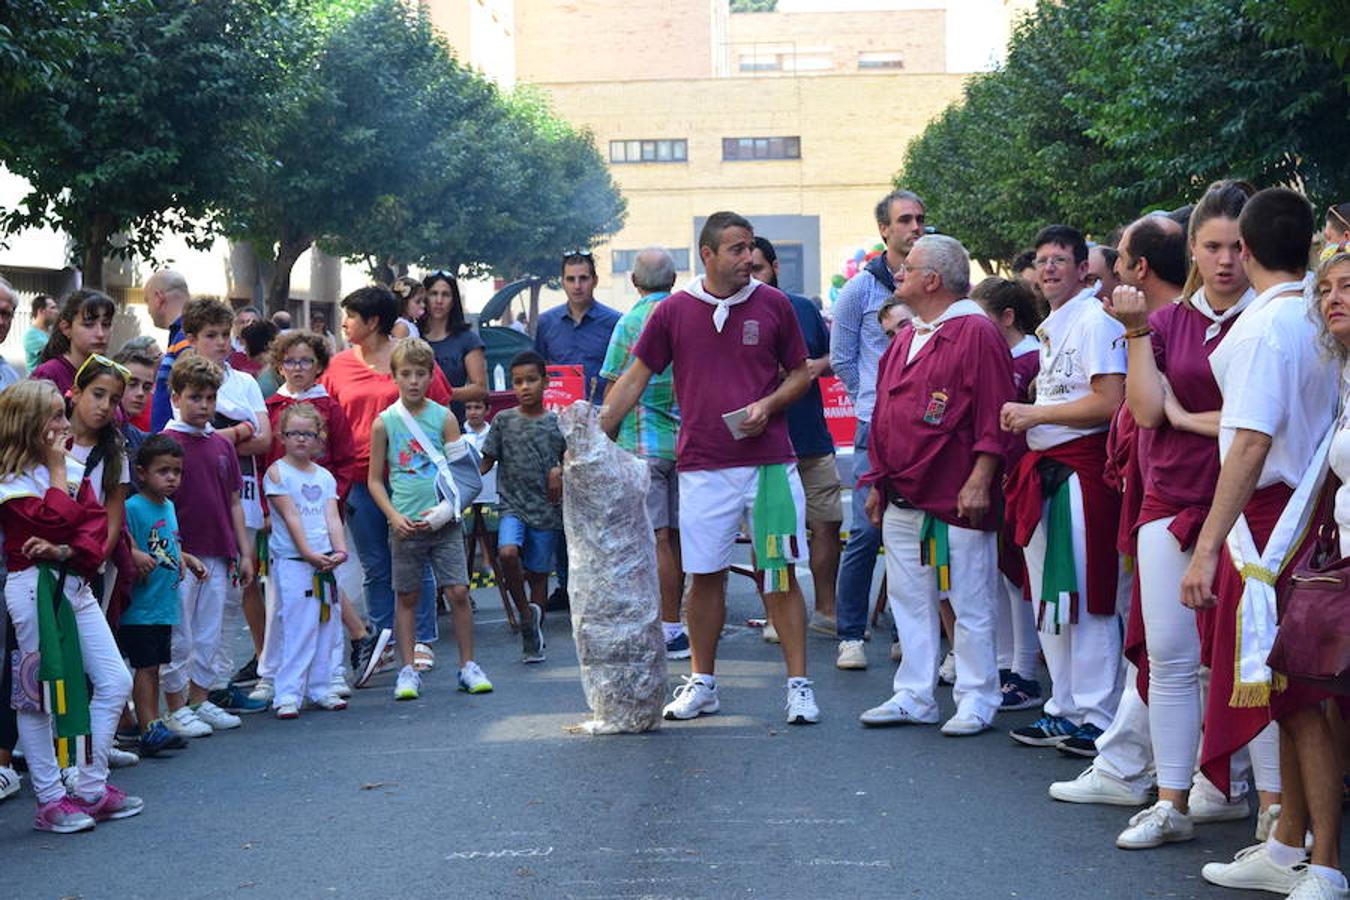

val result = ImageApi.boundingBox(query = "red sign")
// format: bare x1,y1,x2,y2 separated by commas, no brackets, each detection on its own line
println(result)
544,364,586,411
820,375,857,448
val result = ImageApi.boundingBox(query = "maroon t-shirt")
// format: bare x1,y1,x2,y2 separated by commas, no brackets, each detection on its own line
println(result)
634,284,807,472
164,429,244,558
1143,301,1233,510
863,313,1013,529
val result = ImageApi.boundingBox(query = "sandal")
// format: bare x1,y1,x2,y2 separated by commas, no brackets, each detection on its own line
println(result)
413,643,435,672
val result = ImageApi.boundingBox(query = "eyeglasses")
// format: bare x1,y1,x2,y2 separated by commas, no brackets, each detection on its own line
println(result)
281,357,317,370
75,353,131,382
282,430,319,440
1034,254,1074,269
425,269,457,282
896,263,936,277
562,249,593,260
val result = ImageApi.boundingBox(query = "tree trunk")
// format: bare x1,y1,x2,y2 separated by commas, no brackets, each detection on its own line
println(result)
265,235,313,317
80,214,116,291
528,281,541,337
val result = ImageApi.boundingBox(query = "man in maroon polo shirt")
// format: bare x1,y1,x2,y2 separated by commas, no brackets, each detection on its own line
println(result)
856,234,1013,736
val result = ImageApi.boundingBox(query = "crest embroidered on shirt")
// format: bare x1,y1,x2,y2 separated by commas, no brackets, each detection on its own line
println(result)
923,391,949,425
742,320,760,346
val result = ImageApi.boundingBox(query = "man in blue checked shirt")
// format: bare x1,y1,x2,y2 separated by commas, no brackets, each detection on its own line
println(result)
828,189,925,671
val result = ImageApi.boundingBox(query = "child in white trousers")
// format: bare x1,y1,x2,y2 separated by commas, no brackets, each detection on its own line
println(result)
264,403,349,718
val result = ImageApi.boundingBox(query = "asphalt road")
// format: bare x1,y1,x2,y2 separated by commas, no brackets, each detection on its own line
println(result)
2,555,1340,899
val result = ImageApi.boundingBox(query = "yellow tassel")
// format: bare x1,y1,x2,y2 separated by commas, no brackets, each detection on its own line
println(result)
1230,680,1272,709
54,680,67,715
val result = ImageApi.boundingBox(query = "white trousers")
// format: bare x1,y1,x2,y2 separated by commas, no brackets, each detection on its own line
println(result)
5,567,131,804
1137,517,1203,791
1024,473,1126,729
1093,661,1154,787
162,555,230,696
271,558,341,707
882,506,1001,724
256,567,282,681
995,573,1040,680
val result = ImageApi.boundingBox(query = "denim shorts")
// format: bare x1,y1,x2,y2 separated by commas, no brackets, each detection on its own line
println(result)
498,515,559,574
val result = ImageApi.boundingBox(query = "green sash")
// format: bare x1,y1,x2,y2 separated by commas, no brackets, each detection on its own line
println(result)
752,464,799,593
36,564,91,768
918,513,951,591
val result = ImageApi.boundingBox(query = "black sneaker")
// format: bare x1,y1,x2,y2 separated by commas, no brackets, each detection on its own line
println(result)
208,685,269,715
354,628,394,688
1057,723,1103,758
546,587,569,612
229,656,260,688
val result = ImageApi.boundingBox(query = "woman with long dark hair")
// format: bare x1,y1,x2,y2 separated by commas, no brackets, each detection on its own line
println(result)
420,270,487,417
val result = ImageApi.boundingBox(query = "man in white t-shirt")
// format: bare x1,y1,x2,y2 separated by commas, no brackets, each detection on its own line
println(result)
1000,224,1128,754
1178,189,1344,898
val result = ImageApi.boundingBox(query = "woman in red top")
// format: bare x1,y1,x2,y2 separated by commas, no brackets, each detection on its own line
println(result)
321,287,451,674
1109,182,1268,850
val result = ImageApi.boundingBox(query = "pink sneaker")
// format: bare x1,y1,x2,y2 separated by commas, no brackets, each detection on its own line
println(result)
34,797,96,833
70,784,144,822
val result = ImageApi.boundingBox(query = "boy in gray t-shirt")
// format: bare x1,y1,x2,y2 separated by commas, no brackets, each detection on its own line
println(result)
480,351,566,662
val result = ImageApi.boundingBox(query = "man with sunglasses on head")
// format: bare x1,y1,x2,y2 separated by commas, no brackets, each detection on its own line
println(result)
828,189,926,672
535,250,622,403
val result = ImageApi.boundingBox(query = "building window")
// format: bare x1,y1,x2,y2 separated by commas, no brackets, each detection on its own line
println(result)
612,248,692,274
858,51,905,70
609,139,687,164
722,136,801,161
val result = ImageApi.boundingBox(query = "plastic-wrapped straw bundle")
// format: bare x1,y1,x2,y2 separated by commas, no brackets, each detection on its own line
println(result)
557,400,666,734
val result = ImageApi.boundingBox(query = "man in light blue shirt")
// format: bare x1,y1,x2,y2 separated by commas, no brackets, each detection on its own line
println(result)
828,189,925,670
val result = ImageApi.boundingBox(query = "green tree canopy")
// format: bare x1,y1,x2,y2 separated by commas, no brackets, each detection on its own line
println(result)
0,0,300,286
898,0,1350,268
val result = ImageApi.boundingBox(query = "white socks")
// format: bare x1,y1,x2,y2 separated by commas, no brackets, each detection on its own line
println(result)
662,621,684,641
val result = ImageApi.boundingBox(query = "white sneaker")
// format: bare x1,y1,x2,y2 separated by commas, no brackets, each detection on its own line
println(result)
1286,871,1350,900
107,746,139,768
663,676,719,720
836,640,867,670
329,672,352,699
1116,800,1195,850
940,712,988,736
394,665,421,701
1201,842,1306,894
193,700,242,731
1256,803,1281,842
275,702,299,719
248,679,274,704
937,650,956,685
1048,766,1150,806
0,765,21,802
166,705,213,738
858,696,938,727
1189,776,1250,823
313,693,348,711
457,661,494,694
785,680,819,725
763,621,780,644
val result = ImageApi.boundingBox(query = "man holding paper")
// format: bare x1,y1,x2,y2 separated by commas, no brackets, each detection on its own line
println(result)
601,211,817,725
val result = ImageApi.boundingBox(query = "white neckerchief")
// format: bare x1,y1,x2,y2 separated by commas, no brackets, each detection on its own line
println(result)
684,276,762,333
1189,285,1256,343
276,382,328,401
910,298,984,334
163,417,212,436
